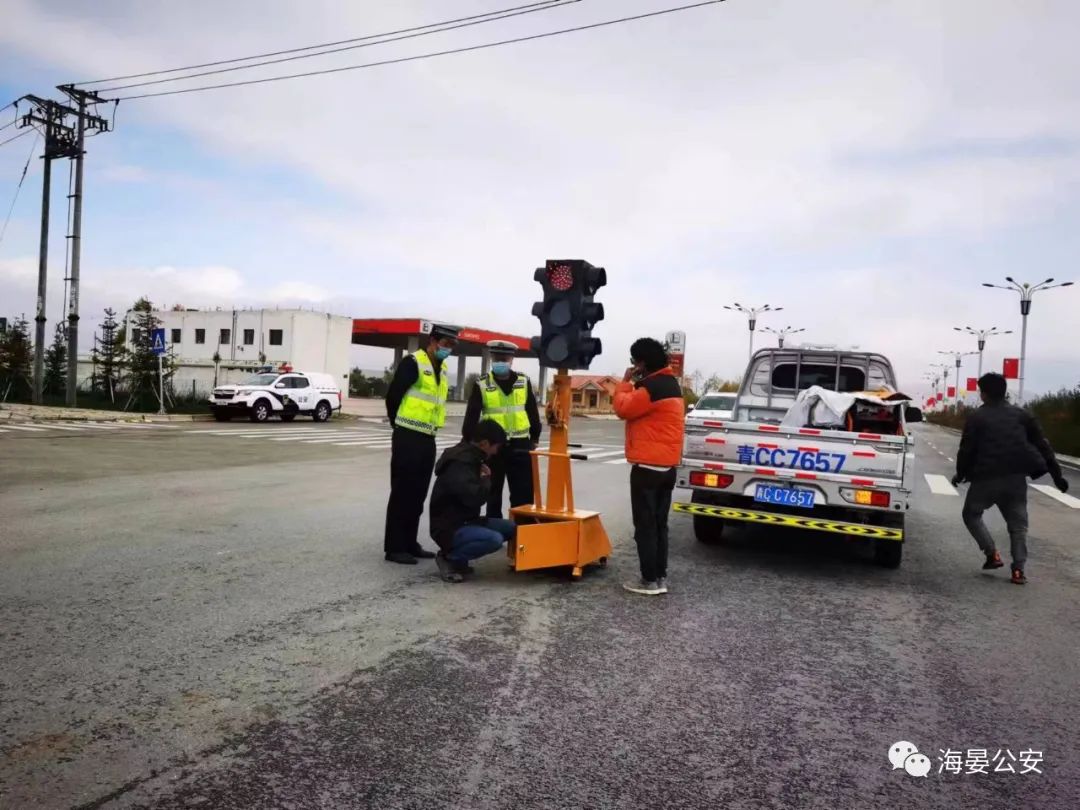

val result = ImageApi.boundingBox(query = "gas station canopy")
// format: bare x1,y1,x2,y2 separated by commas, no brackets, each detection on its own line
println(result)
352,318,536,358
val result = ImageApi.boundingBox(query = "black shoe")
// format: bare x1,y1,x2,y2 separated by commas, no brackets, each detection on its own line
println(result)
453,561,475,575
385,552,418,565
982,551,1004,570
436,552,464,583
408,546,436,559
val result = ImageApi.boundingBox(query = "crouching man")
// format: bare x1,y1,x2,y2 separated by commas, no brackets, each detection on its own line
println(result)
429,419,517,583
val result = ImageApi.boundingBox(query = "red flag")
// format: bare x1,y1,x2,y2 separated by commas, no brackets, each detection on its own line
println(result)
967,377,978,392
1003,358,1020,379
937,392,944,401
947,386,956,398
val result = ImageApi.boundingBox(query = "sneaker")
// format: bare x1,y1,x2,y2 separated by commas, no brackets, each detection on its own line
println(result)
623,579,663,596
982,551,1004,570
385,552,418,565
435,552,464,583
656,577,669,594
1011,567,1027,585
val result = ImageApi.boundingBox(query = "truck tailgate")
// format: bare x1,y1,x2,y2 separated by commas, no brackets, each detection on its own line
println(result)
683,421,908,486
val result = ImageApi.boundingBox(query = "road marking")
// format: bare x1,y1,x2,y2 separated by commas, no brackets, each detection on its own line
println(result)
925,474,960,496
269,432,384,442
3,424,47,432
603,459,628,465
26,423,87,431
331,441,394,448
583,449,628,460
1030,484,1080,509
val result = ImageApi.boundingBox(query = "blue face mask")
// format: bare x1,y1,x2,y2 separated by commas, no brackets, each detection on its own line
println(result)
492,362,511,376
434,347,452,361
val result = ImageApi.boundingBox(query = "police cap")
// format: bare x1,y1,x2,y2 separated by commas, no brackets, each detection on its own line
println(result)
430,323,460,342
486,339,518,358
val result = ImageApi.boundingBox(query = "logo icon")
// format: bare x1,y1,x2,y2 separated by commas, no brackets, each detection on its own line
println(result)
889,741,930,777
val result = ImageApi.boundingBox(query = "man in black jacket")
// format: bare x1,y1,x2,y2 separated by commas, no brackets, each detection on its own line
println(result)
429,420,516,583
953,373,1069,584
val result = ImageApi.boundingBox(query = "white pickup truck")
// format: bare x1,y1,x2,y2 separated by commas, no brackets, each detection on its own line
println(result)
673,349,922,567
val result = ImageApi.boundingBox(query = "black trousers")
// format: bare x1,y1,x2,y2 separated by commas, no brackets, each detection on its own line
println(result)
629,465,677,583
486,442,535,519
384,427,437,554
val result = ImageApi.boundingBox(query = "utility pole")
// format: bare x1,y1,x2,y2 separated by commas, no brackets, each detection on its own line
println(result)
17,97,76,404
57,85,110,407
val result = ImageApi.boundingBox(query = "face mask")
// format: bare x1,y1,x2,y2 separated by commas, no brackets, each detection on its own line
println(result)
434,347,452,361
492,362,511,376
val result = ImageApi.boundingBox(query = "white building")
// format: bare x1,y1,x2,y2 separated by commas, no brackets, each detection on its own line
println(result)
100,308,352,397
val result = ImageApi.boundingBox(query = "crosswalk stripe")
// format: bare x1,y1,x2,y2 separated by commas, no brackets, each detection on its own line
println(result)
332,441,394,447
925,474,959,496
76,422,123,429
1030,483,1080,509
269,432,386,442
3,424,47,432
604,459,628,465
26,423,86,431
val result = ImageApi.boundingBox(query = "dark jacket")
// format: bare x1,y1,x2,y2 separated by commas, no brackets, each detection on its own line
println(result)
462,371,543,447
613,367,685,468
429,441,491,550
385,355,444,422
956,402,1063,483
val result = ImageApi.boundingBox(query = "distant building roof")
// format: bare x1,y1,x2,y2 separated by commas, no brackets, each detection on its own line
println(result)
566,374,620,393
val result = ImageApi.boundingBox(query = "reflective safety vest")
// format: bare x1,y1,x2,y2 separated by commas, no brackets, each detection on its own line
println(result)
395,350,448,435
480,371,531,440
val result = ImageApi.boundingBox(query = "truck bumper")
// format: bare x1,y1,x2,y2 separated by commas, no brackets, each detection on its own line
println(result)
672,501,904,541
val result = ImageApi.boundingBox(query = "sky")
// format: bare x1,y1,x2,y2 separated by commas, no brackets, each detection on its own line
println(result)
1,0,1078,400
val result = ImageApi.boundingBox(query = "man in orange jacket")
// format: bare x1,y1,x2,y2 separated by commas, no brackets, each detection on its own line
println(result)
613,337,686,595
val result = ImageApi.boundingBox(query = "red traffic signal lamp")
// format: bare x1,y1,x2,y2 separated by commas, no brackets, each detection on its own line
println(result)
530,259,606,369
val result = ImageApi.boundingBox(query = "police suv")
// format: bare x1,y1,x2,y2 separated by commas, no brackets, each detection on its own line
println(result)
209,371,342,423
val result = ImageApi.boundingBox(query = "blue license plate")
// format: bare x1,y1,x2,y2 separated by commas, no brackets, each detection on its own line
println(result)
754,485,815,508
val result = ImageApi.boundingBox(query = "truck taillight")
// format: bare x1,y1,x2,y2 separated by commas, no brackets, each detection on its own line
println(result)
854,490,891,507
690,471,734,489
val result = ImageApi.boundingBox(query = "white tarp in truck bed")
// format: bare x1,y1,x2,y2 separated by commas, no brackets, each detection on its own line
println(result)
779,385,913,429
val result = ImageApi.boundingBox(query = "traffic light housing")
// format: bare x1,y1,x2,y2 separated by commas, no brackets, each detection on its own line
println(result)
529,259,606,369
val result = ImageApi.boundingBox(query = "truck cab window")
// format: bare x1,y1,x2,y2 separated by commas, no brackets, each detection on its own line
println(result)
771,364,866,392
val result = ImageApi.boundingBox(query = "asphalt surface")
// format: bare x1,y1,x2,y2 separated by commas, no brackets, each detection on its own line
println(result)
1,418,1078,809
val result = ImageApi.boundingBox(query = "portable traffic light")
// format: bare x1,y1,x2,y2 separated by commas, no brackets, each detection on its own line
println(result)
529,259,606,369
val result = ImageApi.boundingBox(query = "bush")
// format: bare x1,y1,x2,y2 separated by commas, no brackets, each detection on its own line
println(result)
926,388,1080,457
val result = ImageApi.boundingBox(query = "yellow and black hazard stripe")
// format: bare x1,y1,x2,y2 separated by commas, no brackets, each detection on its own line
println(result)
671,502,903,541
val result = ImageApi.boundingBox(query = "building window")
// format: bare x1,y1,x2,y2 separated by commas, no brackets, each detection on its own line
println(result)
269,329,283,346
195,328,205,344
171,328,182,344
219,328,231,345
243,328,255,346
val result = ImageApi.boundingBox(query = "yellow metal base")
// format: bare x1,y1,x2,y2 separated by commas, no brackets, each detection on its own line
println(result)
509,505,612,577
672,501,904,541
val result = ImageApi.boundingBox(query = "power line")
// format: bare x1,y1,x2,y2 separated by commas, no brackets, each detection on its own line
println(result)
115,0,727,101
0,128,36,149
75,0,576,86
0,132,40,247
95,0,583,93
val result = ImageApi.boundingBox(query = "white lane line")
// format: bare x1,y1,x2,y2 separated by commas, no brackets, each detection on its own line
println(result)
299,436,393,444
74,422,123,429
584,449,629,460
946,457,955,462
26,423,87,431
3,424,47,432
331,441,394,448
925,474,960,496
603,459,628,465
1030,483,1080,509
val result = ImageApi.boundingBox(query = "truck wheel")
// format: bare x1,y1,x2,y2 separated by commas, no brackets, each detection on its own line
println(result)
212,410,233,422
249,399,272,423
693,515,726,545
874,540,903,568
313,400,332,422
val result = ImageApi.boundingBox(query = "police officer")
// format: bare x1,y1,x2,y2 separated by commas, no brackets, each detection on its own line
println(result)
383,324,459,564
462,340,542,519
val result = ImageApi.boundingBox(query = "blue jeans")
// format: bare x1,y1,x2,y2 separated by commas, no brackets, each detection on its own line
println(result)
448,518,516,564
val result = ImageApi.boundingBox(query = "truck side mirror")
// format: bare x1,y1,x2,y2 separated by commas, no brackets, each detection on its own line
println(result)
905,406,923,423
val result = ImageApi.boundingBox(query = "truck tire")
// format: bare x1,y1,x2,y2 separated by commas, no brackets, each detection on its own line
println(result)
693,515,726,545
249,399,272,423
313,400,332,423
874,539,903,568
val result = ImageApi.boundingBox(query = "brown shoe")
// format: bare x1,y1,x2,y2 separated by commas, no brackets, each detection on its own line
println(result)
982,551,1004,570
1011,567,1027,585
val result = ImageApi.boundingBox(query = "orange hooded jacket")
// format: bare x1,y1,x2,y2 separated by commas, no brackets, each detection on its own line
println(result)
613,367,685,467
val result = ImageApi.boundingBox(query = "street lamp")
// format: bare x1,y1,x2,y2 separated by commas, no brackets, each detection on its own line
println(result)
724,303,783,359
982,277,1074,404
938,350,979,406
761,325,805,349
953,325,1013,380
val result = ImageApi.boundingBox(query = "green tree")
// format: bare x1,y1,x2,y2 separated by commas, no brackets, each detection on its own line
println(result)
0,316,34,402
92,308,123,402
702,374,740,393
122,300,176,411
42,323,67,396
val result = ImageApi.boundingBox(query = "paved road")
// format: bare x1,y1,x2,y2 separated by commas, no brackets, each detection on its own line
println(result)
1,421,1078,809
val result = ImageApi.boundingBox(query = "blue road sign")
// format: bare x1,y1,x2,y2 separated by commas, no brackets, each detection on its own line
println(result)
151,328,167,356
